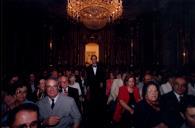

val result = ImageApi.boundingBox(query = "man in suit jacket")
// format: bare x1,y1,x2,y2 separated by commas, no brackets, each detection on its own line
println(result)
37,78,81,128
160,76,188,128
58,76,80,107
85,55,106,128
86,55,106,100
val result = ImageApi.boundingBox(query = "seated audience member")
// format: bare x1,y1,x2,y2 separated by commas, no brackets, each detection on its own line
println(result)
160,74,175,95
107,72,123,105
137,72,154,98
58,76,69,94
106,72,114,98
160,75,188,128
37,78,81,128
50,70,59,80
180,95,195,128
58,76,80,106
34,79,46,101
2,80,35,125
27,73,38,97
9,74,20,85
74,69,83,95
1,89,16,115
187,73,195,96
113,75,140,128
8,103,39,128
68,74,83,111
14,81,34,106
68,74,82,96
134,81,167,128
1,89,16,126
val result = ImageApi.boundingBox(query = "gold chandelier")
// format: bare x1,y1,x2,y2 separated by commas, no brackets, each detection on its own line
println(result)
67,0,123,30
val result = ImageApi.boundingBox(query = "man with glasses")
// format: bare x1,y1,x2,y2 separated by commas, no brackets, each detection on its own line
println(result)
37,78,81,128
160,75,188,128
9,103,39,128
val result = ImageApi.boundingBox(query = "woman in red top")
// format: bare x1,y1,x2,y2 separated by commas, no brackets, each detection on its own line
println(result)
113,74,141,127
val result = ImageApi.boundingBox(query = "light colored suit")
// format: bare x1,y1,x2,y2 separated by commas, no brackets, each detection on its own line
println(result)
37,93,81,128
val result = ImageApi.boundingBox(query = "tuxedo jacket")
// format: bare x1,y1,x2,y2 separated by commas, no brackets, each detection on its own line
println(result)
37,93,81,128
86,64,106,100
86,64,105,90
160,91,184,128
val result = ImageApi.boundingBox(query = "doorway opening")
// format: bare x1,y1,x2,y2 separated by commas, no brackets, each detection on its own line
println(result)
85,43,99,64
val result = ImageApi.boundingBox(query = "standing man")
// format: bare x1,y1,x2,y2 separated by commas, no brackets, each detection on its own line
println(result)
37,78,81,128
86,55,106,128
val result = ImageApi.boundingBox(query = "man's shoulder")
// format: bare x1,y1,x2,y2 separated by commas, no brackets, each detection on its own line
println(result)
162,91,174,97
160,91,176,103
36,96,48,104
58,94,74,102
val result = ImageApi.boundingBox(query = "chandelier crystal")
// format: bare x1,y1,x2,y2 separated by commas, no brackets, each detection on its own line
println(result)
67,0,123,30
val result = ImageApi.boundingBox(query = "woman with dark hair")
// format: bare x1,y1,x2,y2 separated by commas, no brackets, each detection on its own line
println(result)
113,74,141,128
134,81,167,128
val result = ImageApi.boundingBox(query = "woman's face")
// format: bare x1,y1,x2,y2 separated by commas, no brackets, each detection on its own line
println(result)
110,73,114,79
127,77,135,87
145,84,159,102
39,79,46,90
15,86,28,103
69,76,76,83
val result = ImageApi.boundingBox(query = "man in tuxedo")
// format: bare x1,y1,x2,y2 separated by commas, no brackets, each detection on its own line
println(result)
86,55,106,128
160,76,188,128
37,78,81,128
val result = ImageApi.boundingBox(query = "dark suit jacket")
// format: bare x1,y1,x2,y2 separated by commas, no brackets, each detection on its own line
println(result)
134,100,163,128
59,87,79,107
68,87,80,107
160,91,184,128
86,63,106,101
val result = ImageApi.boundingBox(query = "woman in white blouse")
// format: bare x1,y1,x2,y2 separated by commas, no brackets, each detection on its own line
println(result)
68,74,82,96
107,73,124,104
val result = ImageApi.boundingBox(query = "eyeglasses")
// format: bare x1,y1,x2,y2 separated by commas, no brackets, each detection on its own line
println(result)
13,121,38,128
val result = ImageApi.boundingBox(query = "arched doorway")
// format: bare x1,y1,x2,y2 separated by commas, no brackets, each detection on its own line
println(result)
85,43,99,64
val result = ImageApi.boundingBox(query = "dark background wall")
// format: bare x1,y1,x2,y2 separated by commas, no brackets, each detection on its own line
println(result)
1,0,195,79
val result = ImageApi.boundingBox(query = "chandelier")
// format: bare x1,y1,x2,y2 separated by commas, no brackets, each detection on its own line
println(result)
67,0,123,30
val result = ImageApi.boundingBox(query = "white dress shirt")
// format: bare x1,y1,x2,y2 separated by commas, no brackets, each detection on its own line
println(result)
174,92,183,102
48,94,59,105
92,66,97,75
